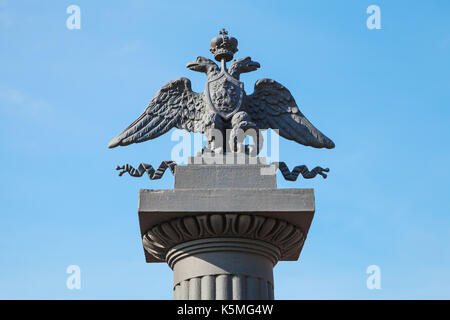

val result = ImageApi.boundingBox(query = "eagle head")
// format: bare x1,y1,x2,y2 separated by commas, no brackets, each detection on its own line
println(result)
186,56,219,78
228,56,260,79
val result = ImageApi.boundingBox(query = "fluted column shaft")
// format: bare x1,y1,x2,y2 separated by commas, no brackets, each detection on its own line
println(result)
169,238,277,300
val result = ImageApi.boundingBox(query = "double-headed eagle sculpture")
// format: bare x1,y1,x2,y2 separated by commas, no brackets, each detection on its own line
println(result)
108,29,335,157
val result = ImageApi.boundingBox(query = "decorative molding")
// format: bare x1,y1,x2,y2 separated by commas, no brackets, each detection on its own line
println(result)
142,213,305,262
166,237,281,269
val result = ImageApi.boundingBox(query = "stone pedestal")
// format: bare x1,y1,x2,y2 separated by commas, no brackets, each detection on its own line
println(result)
138,158,315,300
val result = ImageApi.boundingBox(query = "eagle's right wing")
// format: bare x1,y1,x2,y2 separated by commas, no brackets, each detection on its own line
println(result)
108,78,204,148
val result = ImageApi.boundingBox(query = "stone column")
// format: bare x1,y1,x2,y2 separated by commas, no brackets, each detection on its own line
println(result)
138,157,315,300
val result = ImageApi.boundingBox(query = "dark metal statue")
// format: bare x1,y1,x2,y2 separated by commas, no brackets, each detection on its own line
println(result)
108,29,335,155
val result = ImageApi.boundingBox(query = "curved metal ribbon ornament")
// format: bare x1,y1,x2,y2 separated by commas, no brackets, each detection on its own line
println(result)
116,161,177,180
272,162,330,180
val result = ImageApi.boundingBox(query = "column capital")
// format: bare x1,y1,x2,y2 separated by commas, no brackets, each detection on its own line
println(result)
143,213,305,264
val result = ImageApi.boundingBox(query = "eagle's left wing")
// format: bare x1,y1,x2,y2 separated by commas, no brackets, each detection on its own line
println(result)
243,78,335,149
108,78,204,148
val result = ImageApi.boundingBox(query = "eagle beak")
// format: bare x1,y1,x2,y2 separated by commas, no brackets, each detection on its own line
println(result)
186,61,201,71
249,60,260,69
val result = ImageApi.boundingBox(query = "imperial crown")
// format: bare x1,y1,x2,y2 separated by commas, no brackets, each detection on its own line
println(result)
209,28,238,62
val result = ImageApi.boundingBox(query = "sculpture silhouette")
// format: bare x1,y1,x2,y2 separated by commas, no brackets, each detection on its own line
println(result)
108,29,334,155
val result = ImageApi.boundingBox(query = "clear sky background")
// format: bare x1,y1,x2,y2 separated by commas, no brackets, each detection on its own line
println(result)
1,0,449,299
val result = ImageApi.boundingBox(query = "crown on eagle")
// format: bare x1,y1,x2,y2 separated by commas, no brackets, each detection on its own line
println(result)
210,28,238,62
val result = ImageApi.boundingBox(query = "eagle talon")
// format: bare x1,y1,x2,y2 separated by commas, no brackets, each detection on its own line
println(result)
229,117,262,155
201,146,214,154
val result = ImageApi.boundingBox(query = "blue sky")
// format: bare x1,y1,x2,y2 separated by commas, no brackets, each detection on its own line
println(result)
0,0,449,299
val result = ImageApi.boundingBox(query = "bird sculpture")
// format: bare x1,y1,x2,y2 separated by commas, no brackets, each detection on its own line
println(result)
108,29,335,156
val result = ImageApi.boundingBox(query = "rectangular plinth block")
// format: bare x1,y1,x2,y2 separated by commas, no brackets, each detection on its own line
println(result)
174,164,276,189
